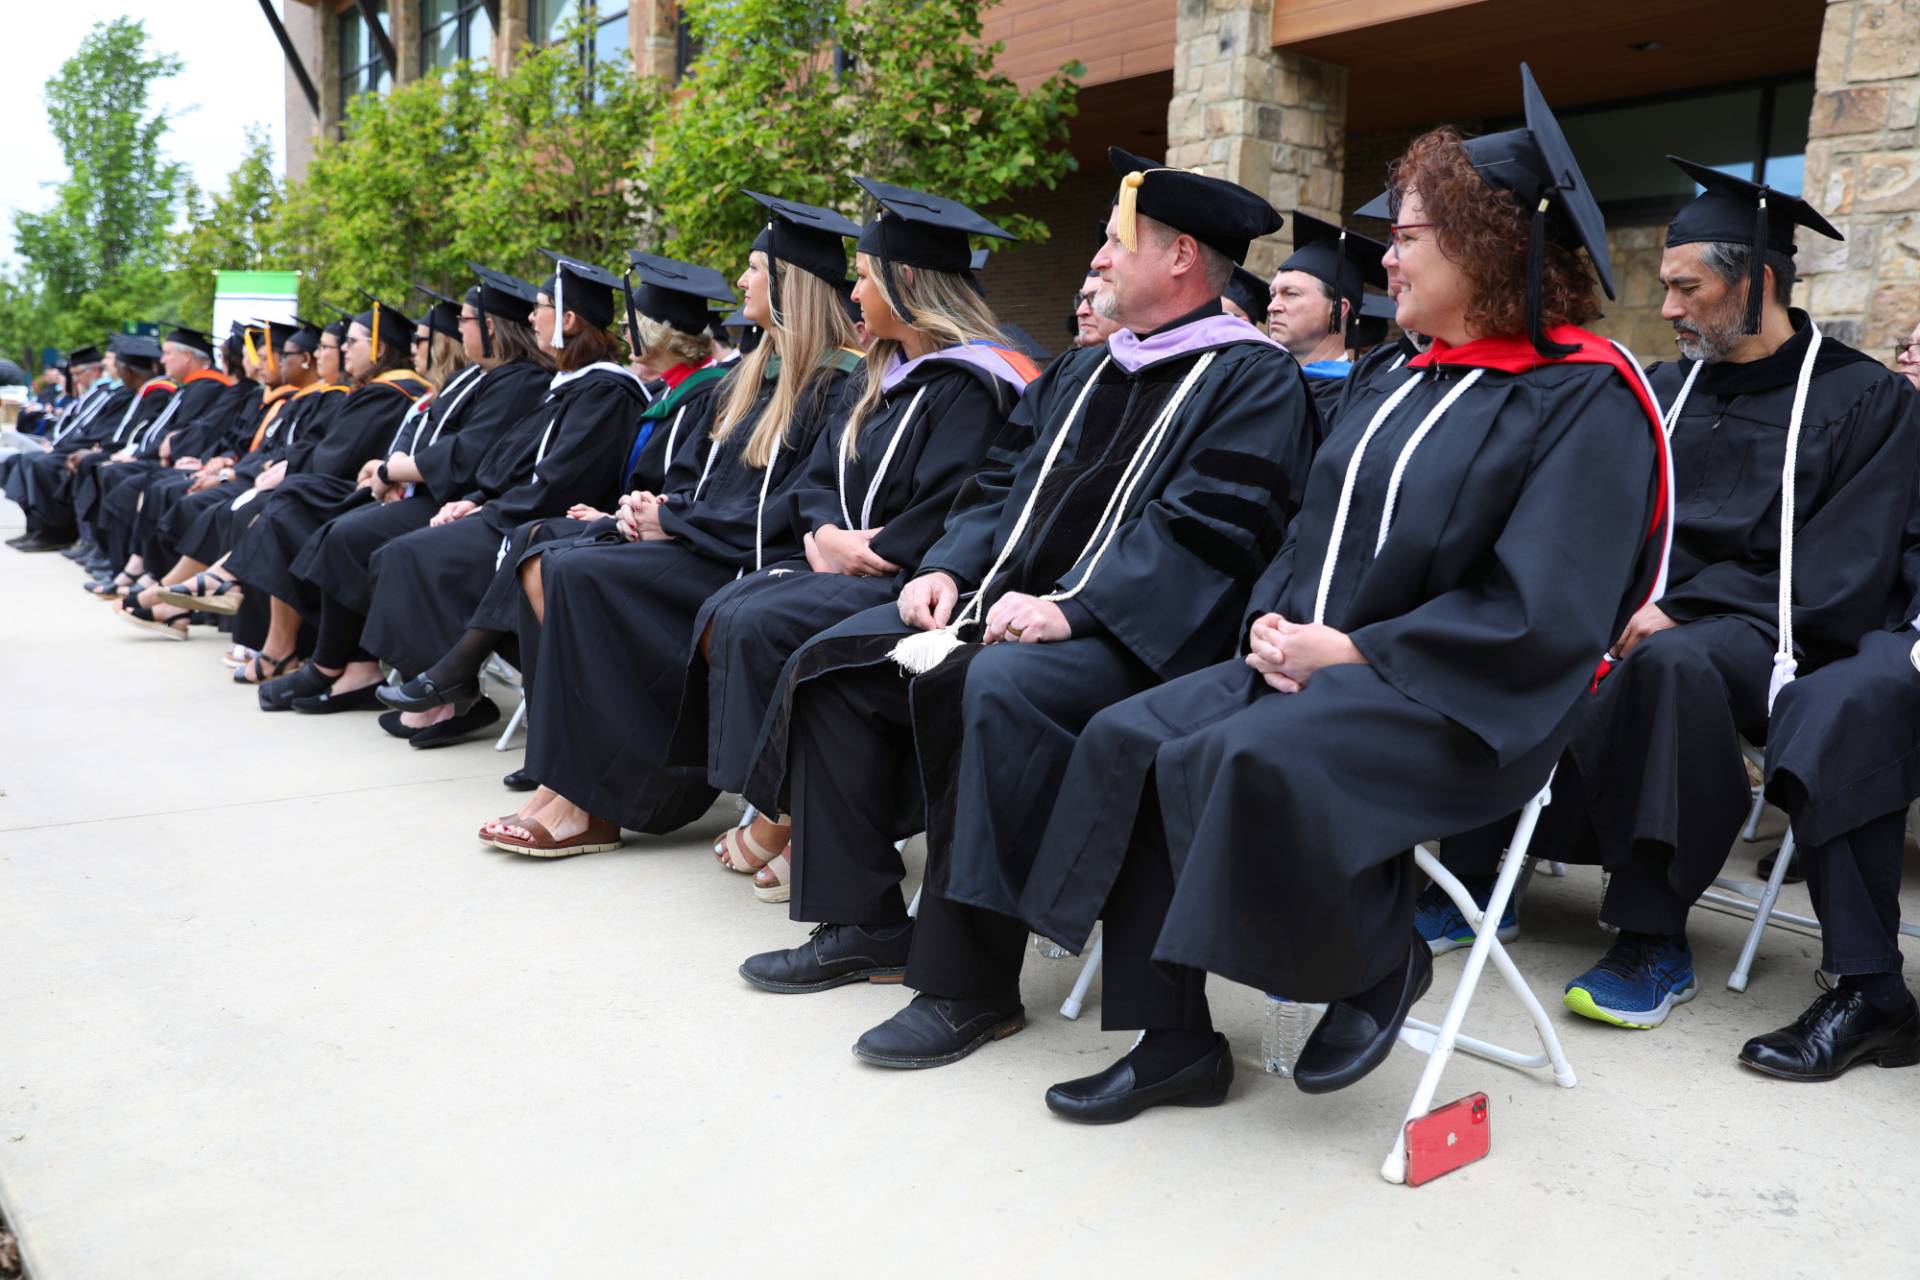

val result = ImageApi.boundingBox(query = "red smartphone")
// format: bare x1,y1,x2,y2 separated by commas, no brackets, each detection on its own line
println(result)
1404,1092,1491,1186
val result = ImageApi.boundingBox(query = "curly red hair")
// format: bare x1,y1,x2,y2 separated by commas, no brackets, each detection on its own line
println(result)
1389,127,1602,338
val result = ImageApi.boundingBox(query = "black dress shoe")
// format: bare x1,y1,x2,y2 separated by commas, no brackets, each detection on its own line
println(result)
376,672,481,712
739,922,914,993
410,696,501,749
502,768,538,791
291,681,385,714
60,539,96,561
1755,846,1806,885
259,663,334,712
1045,1033,1234,1124
378,710,422,740
3,534,28,549
12,532,73,551
851,992,1025,1068
1739,986,1920,1081
1294,931,1433,1094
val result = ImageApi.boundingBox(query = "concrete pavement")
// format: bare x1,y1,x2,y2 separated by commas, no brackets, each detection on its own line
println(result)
3,494,1917,1278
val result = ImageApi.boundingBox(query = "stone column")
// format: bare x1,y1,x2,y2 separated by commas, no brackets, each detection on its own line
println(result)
1164,0,1347,278
495,0,535,73
1798,0,1920,353
631,0,680,82
390,0,421,84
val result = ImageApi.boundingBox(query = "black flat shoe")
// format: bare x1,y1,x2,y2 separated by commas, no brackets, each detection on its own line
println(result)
502,768,538,791
376,673,480,712
1739,986,1920,1081
1045,1033,1234,1124
378,710,422,740
260,663,333,712
739,922,914,993
851,992,1024,1069
1294,930,1433,1095
12,532,73,551
291,681,385,714
409,696,501,749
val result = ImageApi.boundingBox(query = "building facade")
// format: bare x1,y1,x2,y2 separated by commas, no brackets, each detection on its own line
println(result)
271,0,1920,361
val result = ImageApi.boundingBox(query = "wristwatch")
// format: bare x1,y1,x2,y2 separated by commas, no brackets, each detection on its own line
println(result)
377,461,392,485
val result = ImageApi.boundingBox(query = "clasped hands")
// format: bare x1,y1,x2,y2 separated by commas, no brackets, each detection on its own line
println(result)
805,524,898,578
895,572,1070,644
613,490,670,542
1246,613,1365,693
430,498,481,526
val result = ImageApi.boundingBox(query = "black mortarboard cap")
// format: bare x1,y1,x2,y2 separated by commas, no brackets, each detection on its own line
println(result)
1458,63,1612,356
108,332,162,364
626,251,736,338
260,320,300,351
1108,146,1285,266
743,190,859,286
851,176,1015,274
353,291,416,361
1347,291,1395,348
410,285,464,340
970,248,991,272
466,263,539,322
65,344,101,365
287,317,325,353
1352,189,1394,221
1664,155,1843,335
536,250,620,348
720,309,753,332
1223,264,1271,327
1281,213,1389,309
164,324,215,358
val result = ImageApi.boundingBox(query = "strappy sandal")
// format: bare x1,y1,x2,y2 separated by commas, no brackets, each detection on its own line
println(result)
492,816,624,858
232,651,300,684
84,572,148,599
752,848,792,903
154,570,243,616
713,822,787,874
221,645,253,669
115,601,189,640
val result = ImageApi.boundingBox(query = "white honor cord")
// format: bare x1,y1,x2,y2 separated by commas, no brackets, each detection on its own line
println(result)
1769,320,1823,711
1388,352,1409,373
692,432,720,500
1310,371,1427,625
839,385,927,531
1372,369,1485,555
425,364,487,447
386,399,428,455
1661,358,1704,436
660,404,689,477
132,392,186,450
108,391,145,443
752,437,780,572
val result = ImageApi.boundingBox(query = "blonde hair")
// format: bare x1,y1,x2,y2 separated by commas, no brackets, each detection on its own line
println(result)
846,259,1007,457
424,331,468,386
632,313,713,370
712,260,859,469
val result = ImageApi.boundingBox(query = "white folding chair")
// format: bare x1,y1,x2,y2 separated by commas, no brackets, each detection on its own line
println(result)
1381,773,1576,1184
482,655,527,751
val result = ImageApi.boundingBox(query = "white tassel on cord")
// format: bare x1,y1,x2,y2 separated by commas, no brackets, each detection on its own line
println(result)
1768,321,1822,712
550,268,566,350
891,353,1215,675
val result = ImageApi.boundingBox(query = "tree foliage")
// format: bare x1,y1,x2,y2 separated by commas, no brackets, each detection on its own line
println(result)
5,17,185,354
640,0,1081,272
171,127,286,329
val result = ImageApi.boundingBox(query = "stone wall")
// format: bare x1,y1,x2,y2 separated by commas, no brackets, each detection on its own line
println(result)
1798,0,1920,354
1586,223,1674,364
1165,0,1347,279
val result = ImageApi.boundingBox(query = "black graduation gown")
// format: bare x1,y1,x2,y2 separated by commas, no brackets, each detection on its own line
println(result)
131,377,263,567
92,373,237,562
225,373,431,607
71,384,176,531
1303,369,1349,422
360,366,648,680
1529,316,1920,932
10,386,136,532
745,316,1319,937
668,352,1029,795
176,384,350,567
1020,351,1663,1007
289,361,556,615
520,357,854,833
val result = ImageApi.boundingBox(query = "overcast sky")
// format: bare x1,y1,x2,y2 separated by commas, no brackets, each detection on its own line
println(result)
0,1,287,266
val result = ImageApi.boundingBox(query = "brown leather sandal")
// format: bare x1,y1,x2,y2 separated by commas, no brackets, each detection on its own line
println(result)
492,816,624,858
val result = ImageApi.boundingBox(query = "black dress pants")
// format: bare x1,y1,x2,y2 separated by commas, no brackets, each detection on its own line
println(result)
1091,782,1213,1033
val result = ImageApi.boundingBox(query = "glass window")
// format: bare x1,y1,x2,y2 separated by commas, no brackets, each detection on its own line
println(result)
593,6,629,81
338,1,392,111
1761,79,1815,196
420,0,493,73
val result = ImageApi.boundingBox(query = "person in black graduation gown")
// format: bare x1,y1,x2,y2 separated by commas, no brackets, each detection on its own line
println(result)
7,338,144,554
1219,263,1269,329
4,345,109,551
734,149,1318,1074
371,250,738,749
1266,213,1387,420
1021,73,1674,1122
343,253,652,719
259,272,558,713
1740,487,1920,1080
211,304,433,662
472,194,863,855
650,178,1039,897
1477,159,1920,1034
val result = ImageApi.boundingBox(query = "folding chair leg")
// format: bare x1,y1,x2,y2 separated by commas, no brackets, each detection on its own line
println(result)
1385,776,1571,1184
494,694,527,750
1740,785,1766,842
1061,934,1101,1020
1726,829,1795,993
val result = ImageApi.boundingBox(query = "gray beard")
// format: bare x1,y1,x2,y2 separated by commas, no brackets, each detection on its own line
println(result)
1674,298,1745,363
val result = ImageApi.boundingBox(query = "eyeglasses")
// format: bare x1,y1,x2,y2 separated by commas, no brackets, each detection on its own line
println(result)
531,301,556,313
411,335,430,346
1388,222,1436,249
1074,292,1095,309
1896,341,1920,360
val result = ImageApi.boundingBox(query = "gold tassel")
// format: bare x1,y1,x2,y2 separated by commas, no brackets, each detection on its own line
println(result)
263,327,278,378
372,301,381,362
1116,171,1145,253
242,328,257,368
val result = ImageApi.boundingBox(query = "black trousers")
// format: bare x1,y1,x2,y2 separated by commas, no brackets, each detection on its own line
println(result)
1093,783,1213,1033
1799,813,1907,976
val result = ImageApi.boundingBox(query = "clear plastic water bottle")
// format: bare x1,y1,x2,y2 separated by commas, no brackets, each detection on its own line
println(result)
1032,932,1071,959
1262,995,1313,1077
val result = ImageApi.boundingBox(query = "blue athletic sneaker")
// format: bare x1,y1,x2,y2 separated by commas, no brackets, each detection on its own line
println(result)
1414,881,1518,956
1564,933,1697,1029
